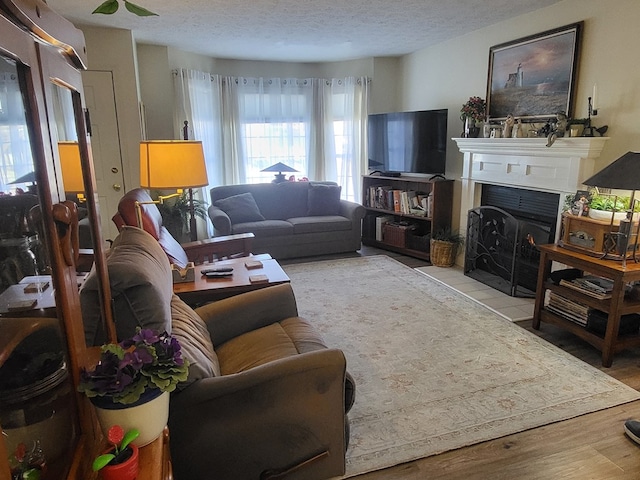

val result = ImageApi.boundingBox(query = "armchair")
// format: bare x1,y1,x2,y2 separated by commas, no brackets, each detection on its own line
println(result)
112,188,253,267
80,226,354,479
170,284,354,479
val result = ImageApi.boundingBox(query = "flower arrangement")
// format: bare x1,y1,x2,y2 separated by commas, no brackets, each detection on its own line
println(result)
460,96,487,122
93,426,140,472
79,329,189,405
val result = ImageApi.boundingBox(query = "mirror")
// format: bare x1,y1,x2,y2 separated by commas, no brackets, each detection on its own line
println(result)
0,56,79,477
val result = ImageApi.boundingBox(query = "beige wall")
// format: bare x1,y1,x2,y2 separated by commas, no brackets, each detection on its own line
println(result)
79,0,638,227
398,0,640,231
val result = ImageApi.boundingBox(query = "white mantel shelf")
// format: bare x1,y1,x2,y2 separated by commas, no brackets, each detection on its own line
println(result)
453,136,610,242
453,137,609,159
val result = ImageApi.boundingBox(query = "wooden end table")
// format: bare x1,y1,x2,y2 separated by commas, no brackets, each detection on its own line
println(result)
173,255,290,306
533,244,640,367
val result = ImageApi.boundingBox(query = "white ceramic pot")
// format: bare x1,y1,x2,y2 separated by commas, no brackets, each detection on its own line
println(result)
588,209,639,225
92,390,169,447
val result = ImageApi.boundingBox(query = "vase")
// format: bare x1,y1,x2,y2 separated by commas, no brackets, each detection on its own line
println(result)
99,444,139,480
92,389,169,447
463,117,480,138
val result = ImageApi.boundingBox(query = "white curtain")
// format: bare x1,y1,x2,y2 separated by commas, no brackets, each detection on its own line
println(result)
173,70,369,202
0,71,35,193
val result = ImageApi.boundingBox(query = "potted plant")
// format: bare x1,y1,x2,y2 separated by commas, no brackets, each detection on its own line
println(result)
460,96,486,138
93,426,140,480
153,190,208,242
586,190,639,224
430,228,465,267
78,329,190,446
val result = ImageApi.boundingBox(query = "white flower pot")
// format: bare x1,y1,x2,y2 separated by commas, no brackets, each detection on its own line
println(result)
92,390,169,447
588,209,639,225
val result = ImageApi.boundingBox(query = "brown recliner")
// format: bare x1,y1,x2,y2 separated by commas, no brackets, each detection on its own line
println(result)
112,188,254,267
80,226,355,479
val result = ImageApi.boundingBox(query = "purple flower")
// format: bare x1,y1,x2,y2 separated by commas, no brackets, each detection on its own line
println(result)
78,328,190,404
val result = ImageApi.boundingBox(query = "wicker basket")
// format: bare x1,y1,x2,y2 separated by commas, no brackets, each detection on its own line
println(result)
382,223,410,248
430,239,458,267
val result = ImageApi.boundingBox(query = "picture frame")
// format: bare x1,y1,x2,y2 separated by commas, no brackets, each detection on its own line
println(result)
486,22,583,121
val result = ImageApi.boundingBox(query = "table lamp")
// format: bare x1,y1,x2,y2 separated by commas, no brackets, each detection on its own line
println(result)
261,162,298,183
58,141,85,200
582,151,640,265
140,140,208,241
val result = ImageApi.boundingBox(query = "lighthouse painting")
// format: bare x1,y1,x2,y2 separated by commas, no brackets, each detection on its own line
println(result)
486,23,582,121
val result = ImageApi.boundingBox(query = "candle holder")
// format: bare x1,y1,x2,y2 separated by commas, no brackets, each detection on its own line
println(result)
583,96,608,137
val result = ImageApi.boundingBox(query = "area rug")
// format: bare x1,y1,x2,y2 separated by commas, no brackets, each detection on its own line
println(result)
282,256,640,478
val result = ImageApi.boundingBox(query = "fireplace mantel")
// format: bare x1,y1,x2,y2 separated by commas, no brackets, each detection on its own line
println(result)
453,136,609,242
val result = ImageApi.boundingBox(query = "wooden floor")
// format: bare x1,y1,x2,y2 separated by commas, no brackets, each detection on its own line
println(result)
286,247,640,479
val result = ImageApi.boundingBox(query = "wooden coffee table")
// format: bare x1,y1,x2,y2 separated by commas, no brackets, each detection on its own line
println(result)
173,255,290,306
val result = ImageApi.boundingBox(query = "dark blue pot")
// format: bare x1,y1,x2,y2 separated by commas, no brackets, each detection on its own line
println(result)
89,388,163,410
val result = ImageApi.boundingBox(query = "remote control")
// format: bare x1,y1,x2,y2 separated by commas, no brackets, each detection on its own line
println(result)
201,267,234,274
204,271,233,278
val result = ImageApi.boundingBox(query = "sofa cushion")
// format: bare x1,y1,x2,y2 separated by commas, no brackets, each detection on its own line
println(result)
232,219,294,237
287,216,352,234
307,183,342,216
216,317,327,375
81,226,173,346
214,192,265,224
170,294,220,388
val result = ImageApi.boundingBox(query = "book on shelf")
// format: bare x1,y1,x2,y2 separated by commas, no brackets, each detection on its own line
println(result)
546,291,640,336
366,184,432,217
559,275,614,299
375,215,394,241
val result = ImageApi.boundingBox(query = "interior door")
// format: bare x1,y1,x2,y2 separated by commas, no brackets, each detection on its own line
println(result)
81,70,125,242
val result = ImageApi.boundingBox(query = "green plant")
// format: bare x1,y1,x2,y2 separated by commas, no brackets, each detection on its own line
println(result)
93,425,140,471
431,228,465,247
93,0,157,16
154,191,208,235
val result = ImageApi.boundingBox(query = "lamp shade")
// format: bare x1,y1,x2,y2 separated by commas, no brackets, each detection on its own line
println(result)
582,152,640,189
58,141,85,193
260,162,298,173
140,140,208,189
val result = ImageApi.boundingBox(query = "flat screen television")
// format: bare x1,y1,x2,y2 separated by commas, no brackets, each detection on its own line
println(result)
367,109,448,176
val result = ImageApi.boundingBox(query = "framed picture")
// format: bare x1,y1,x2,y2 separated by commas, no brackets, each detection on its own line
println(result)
486,22,582,121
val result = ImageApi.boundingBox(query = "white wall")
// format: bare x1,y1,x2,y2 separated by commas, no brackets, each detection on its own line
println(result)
398,0,640,232
81,26,142,190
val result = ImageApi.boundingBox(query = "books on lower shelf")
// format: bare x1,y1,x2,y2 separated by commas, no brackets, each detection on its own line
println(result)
546,291,640,336
559,275,614,299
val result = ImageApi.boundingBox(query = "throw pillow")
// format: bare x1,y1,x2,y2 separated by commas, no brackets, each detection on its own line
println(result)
170,294,220,388
307,183,342,216
214,192,265,224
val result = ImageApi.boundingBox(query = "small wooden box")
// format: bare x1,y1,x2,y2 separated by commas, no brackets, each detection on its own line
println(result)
560,213,618,255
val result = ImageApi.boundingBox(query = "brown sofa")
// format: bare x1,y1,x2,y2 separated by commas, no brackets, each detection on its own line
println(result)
80,226,355,479
208,181,365,259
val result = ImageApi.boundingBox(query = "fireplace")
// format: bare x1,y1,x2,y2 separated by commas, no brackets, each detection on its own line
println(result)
453,137,609,296
464,185,559,296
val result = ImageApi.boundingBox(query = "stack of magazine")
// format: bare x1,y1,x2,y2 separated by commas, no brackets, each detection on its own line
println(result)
547,292,590,326
558,275,614,300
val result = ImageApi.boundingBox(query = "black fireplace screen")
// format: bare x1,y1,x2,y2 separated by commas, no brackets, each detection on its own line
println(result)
465,206,553,297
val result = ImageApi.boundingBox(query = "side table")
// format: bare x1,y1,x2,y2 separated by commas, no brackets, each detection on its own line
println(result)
533,244,640,367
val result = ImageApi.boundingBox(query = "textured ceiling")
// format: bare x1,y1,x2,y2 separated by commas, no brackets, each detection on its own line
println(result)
46,0,564,62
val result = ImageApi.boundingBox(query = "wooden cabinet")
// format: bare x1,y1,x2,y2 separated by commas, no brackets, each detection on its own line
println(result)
361,175,453,260
532,244,640,367
0,1,173,479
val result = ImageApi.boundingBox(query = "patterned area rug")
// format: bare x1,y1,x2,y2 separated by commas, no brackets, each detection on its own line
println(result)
283,256,640,478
